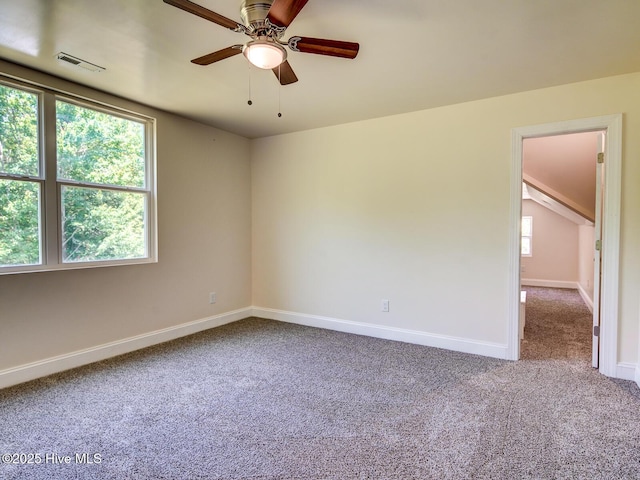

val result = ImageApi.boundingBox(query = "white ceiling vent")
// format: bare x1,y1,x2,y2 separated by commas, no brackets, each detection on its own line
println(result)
55,52,105,73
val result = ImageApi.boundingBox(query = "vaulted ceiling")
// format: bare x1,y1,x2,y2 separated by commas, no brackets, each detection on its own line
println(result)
523,131,600,224
1,1,640,138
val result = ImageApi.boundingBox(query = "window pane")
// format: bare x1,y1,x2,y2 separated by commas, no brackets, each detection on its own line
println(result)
0,84,39,176
521,237,531,256
61,186,146,262
0,179,41,266
522,216,532,236
56,101,145,188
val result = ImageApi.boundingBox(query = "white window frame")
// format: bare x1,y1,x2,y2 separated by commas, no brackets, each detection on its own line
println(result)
521,215,532,257
0,76,157,275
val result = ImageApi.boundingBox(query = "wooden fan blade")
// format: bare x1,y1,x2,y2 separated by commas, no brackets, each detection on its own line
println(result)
267,0,309,28
163,0,241,31
191,46,243,65
272,60,298,85
288,36,359,59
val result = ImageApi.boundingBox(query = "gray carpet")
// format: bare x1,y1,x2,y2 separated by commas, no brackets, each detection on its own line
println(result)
1,288,639,479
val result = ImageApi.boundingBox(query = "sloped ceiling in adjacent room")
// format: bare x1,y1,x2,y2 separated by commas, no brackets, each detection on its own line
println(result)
523,131,600,223
523,183,593,226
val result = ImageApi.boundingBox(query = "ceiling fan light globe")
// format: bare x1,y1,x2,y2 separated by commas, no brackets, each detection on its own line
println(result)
243,40,286,69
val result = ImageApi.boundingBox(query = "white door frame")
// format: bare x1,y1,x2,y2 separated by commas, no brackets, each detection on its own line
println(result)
507,114,622,377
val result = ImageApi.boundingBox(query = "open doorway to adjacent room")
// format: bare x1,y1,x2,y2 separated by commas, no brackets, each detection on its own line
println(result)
518,131,601,363
509,115,622,377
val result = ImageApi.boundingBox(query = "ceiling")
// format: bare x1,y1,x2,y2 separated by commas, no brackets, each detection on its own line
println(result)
1,0,639,139
524,131,599,219
523,182,593,226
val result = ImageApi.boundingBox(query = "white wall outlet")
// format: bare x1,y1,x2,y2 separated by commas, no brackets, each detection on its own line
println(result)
209,292,217,304
381,299,389,312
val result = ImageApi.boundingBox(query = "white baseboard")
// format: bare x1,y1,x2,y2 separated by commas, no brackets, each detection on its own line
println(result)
521,279,578,289
4,304,632,390
616,362,637,382
0,307,252,390
252,307,508,360
576,283,594,313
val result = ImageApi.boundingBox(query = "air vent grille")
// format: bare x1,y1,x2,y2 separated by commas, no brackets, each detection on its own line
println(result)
55,52,105,72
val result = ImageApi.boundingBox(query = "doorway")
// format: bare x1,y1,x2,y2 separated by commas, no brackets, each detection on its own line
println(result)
508,115,622,377
520,131,601,363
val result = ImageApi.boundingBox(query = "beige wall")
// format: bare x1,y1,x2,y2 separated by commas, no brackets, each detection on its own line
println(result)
2,64,639,376
0,62,252,371
521,200,578,283
252,72,640,364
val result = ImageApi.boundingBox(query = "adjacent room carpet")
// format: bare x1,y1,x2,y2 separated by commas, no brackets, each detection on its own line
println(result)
1,287,639,479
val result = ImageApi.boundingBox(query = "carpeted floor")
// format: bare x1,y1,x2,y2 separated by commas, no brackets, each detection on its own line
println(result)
1,287,639,479
520,286,594,361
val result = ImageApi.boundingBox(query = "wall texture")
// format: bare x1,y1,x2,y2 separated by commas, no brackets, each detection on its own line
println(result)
251,72,640,365
521,200,579,283
0,62,252,373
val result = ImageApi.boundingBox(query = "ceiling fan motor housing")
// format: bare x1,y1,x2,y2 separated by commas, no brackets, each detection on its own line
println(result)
240,0,275,33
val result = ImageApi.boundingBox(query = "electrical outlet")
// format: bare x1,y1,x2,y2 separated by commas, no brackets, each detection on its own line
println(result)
209,292,217,304
381,299,389,312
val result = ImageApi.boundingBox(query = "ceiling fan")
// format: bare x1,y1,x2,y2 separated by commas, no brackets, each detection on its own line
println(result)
163,0,360,85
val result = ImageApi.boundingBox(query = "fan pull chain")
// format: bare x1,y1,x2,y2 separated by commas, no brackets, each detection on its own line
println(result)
247,65,253,106
277,64,282,118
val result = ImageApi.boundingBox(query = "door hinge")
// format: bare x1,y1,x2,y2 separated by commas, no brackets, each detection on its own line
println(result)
593,325,600,337
597,152,604,164
595,239,601,251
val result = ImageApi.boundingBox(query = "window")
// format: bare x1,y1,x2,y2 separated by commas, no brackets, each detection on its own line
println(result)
521,216,532,256
0,84,40,267
0,78,156,274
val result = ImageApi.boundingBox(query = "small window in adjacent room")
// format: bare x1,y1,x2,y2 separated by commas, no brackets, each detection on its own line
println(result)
521,216,533,256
